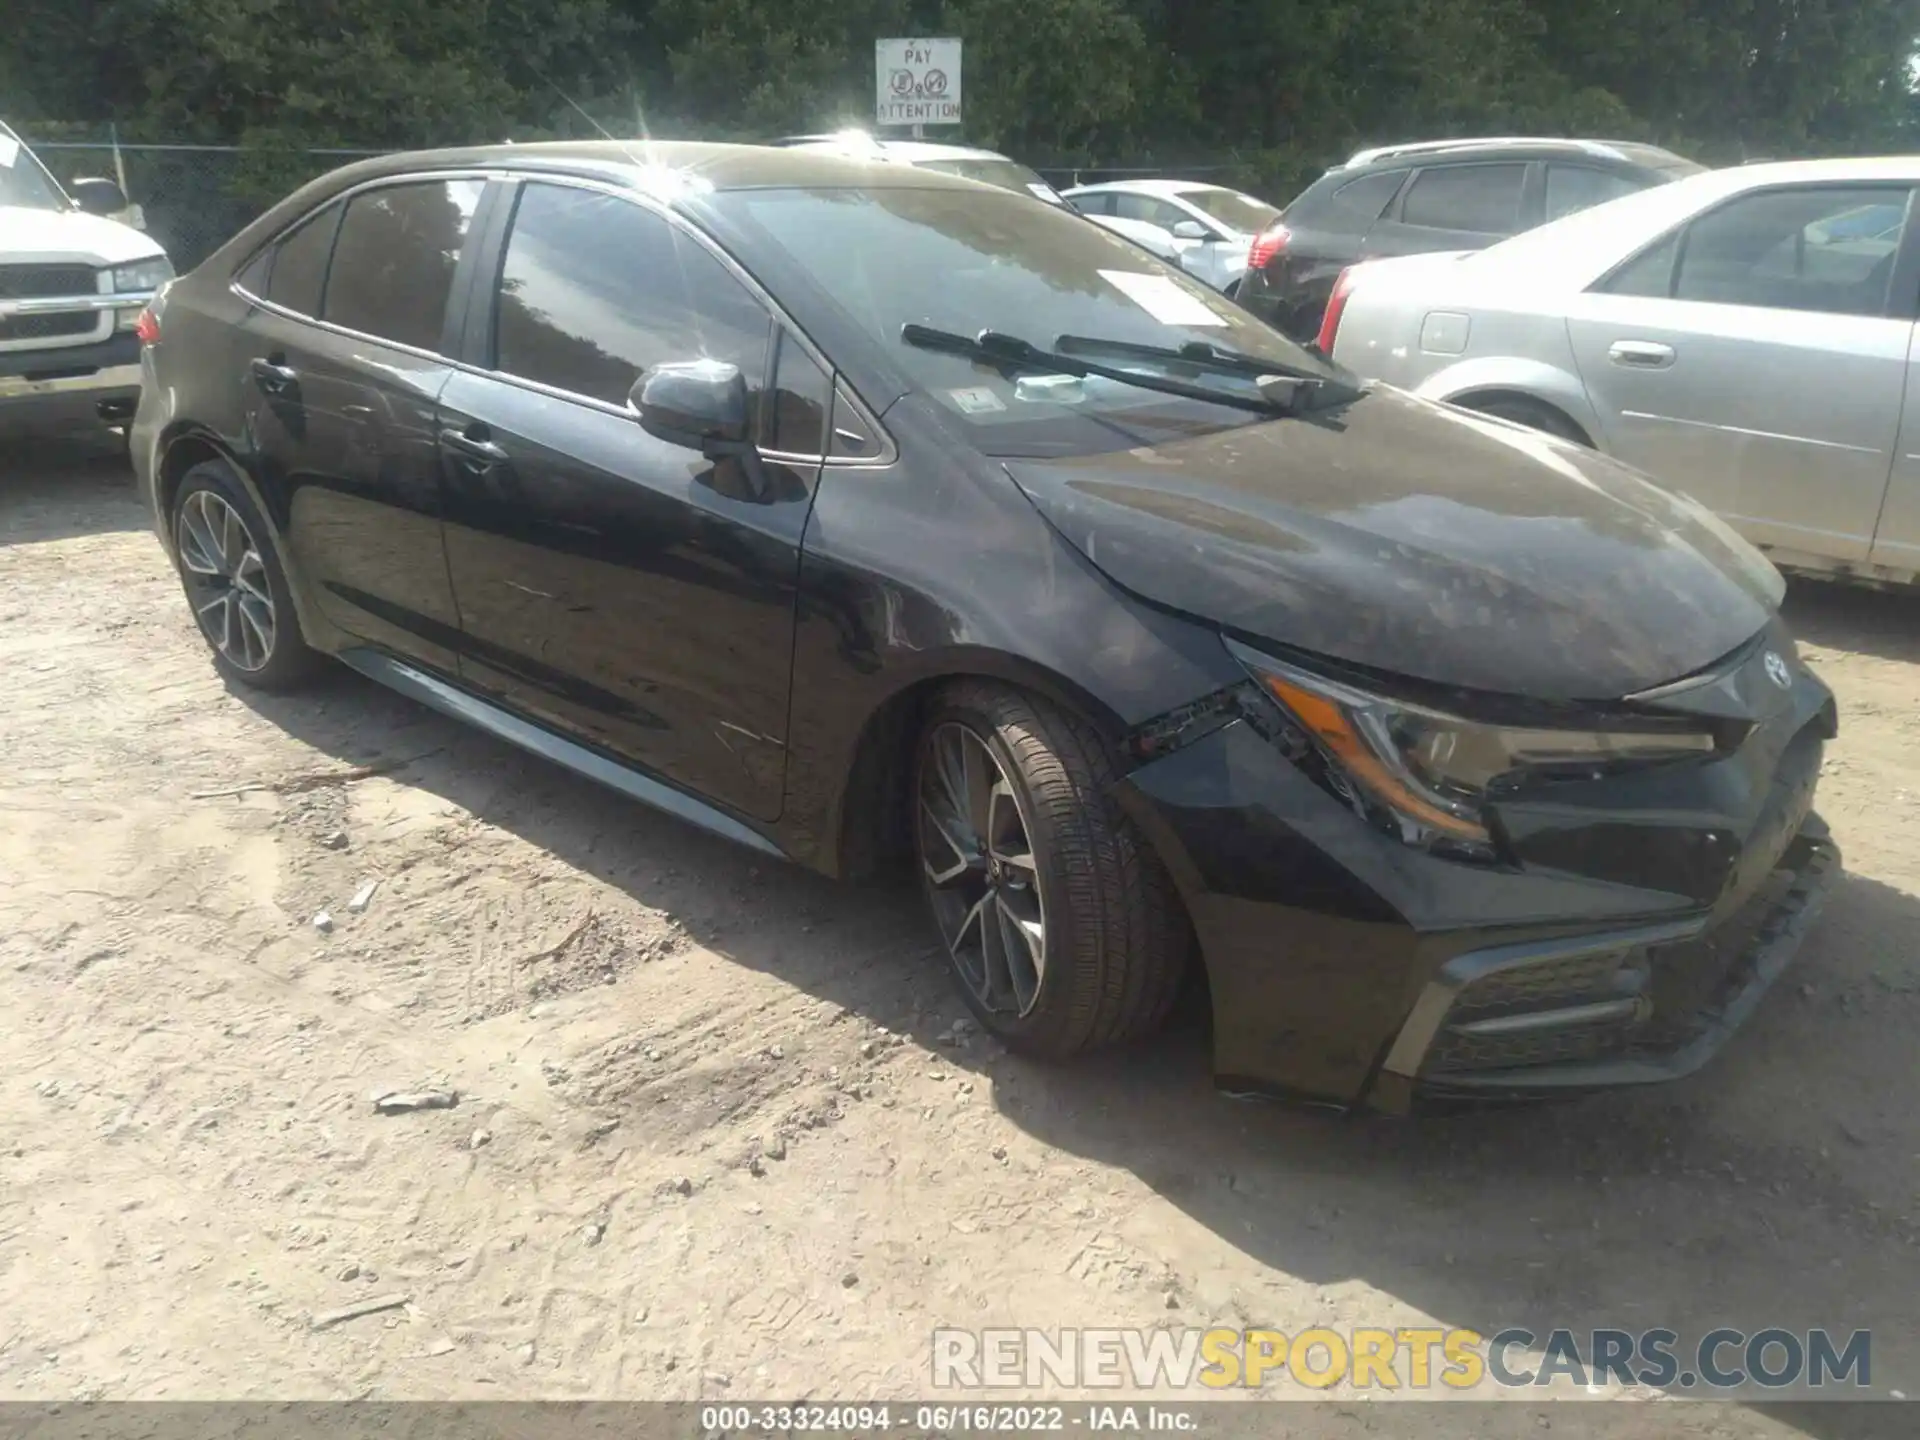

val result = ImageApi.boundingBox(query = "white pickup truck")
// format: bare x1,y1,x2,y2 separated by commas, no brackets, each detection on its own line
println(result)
1,121,172,446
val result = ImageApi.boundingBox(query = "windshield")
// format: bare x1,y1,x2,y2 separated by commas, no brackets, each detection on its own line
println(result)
711,185,1341,457
912,157,1062,203
1178,187,1281,234
0,129,68,212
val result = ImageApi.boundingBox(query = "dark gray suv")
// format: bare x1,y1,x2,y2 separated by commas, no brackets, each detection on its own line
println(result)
1241,137,1704,343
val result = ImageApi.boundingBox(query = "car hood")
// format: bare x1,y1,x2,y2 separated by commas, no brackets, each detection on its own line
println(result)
0,205,164,266
1003,387,1784,701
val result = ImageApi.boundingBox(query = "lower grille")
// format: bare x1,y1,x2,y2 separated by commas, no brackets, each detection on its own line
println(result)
0,311,100,342
0,264,97,300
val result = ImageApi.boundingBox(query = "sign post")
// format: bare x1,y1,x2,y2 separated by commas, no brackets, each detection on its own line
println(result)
875,37,963,137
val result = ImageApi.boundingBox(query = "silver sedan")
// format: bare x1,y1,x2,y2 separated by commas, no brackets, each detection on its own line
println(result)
1325,156,1920,588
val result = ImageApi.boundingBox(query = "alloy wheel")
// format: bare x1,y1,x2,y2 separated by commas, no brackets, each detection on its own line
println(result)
175,489,276,672
917,722,1048,1017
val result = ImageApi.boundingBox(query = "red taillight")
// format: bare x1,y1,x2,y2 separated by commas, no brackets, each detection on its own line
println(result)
1315,267,1358,354
1248,222,1291,271
133,308,160,346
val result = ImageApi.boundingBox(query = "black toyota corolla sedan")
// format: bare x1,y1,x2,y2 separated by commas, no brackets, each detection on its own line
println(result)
130,142,1838,1112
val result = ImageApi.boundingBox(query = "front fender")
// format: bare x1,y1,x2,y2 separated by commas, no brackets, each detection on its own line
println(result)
1410,356,1610,448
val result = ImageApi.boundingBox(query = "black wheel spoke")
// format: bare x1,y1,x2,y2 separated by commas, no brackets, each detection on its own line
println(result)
986,781,1035,871
918,797,974,887
994,891,1043,1012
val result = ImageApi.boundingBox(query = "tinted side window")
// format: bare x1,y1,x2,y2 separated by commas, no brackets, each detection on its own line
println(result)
1112,193,1189,231
1601,232,1680,297
1672,186,1911,317
1308,170,1406,232
768,330,832,453
1071,193,1114,217
1545,166,1643,222
323,180,484,350
1399,164,1526,234
263,202,342,316
493,183,772,415
237,248,273,297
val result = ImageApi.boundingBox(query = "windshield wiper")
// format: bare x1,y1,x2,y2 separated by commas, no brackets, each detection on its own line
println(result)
1053,333,1365,407
900,324,1319,415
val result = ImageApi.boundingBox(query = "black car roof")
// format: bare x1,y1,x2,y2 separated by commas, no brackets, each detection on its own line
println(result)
318,139,997,193
203,139,1000,278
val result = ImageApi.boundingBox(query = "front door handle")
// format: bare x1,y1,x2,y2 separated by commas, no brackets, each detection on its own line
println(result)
249,356,298,395
1608,340,1676,369
439,425,509,466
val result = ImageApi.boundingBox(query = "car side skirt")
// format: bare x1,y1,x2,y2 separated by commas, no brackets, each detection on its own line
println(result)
336,648,787,859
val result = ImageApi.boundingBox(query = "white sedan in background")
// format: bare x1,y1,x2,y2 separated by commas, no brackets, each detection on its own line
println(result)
1062,179,1282,294
1324,156,1920,588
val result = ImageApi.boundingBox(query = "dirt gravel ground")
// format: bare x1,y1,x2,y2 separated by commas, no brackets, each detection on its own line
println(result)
2,438,1917,1432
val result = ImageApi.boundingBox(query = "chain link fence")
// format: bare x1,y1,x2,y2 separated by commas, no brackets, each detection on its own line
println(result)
25,140,396,272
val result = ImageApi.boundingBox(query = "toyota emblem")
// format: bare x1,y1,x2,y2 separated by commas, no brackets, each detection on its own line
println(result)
1763,650,1793,689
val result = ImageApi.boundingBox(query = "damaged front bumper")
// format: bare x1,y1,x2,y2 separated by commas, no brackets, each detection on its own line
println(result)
1115,660,1840,1113
1370,825,1837,1111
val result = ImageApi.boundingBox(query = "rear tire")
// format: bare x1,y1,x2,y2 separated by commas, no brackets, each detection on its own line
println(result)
170,461,322,692
1462,394,1589,446
912,681,1191,1059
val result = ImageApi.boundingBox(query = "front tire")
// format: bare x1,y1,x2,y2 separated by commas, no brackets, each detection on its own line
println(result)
171,461,321,691
912,682,1191,1058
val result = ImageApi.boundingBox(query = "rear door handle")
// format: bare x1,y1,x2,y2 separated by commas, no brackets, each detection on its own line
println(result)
438,425,509,466
249,357,298,394
1608,340,1676,369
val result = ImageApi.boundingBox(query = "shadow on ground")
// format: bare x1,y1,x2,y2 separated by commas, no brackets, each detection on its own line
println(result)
1,431,142,546
1783,576,1920,666
224,659,1920,1426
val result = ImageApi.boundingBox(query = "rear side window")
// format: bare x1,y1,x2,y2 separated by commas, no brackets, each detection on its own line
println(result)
1601,232,1680,297
1672,185,1911,317
1071,192,1114,217
1290,170,1404,233
1545,166,1643,222
323,179,484,351
1111,193,1191,232
492,183,772,414
1400,163,1526,234
1320,170,1413,229
262,202,342,317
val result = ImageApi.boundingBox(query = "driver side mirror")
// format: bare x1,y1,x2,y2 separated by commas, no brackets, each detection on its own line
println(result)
69,177,129,216
630,359,769,499
630,359,750,450
1170,219,1208,241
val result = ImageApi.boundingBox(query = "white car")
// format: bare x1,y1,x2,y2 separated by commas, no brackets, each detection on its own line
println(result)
1325,156,1920,588
1,120,172,446
1061,179,1283,294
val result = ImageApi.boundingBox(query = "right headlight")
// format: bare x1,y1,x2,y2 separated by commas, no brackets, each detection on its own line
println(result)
1232,645,1718,857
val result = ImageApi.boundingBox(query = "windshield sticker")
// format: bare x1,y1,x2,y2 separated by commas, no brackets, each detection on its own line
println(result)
1028,183,1062,203
0,135,19,168
948,386,1006,414
1098,269,1227,327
